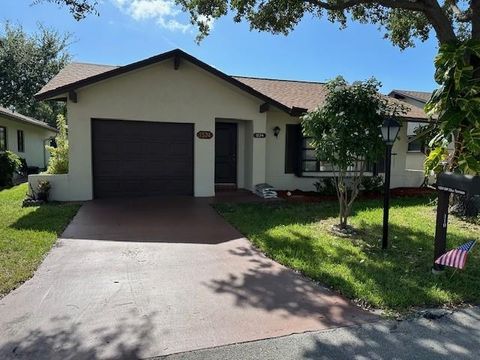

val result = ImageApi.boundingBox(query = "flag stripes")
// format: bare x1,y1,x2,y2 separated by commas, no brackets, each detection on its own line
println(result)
435,240,476,270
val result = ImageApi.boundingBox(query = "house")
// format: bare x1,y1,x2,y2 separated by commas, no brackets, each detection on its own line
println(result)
0,106,57,171
388,89,434,173
30,49,431,201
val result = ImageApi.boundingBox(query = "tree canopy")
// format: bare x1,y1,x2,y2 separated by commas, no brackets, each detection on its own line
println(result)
34,0,98,20
0,23,70,126
177,0,480,45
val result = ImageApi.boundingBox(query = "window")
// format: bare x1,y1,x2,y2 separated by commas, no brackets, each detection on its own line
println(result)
17,130,24,152
0,126,6,151
302,136,374,173
407,136,425,152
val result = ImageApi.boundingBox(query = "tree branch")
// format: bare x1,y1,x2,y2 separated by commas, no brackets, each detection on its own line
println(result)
306,0,426,12
447,1,471,22
306,0,457,43
471,0,480,39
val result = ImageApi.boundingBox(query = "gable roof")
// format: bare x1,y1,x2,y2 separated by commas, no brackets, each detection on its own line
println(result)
36,49,295,115
0,106,57,132
389,89,432,104
36,48,429,120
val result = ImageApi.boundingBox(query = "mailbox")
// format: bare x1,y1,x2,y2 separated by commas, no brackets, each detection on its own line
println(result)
433,172,480,272
437,172,480,196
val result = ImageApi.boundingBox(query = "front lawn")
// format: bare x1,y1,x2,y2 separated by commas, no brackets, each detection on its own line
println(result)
0,183,80,297
215,196,480,312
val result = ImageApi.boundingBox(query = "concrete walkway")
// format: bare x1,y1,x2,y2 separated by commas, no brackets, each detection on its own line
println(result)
0,197,376,359
160,307,480,360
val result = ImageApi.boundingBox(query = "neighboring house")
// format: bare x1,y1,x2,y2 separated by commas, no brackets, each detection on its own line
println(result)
31,49,431,201
389,90,433,173
0,106,57,170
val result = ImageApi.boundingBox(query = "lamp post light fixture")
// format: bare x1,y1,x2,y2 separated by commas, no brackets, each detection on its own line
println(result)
380,117,401,250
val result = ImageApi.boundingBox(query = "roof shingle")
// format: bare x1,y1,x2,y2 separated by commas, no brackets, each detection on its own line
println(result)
390,89,432,103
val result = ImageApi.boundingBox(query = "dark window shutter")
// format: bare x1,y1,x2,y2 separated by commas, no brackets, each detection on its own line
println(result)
285,124,302,176
374,153,386,174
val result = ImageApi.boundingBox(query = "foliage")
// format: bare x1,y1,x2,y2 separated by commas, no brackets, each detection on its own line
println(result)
425,40,480,175
46,115,69,174
0,23,70,127
302,76,405,228
34,0,98,20
177,0,472,46
0,183,80,297
36,180,52,202
361,175,384,193
215,197,480,311
0,151,22,187
313,178,338,196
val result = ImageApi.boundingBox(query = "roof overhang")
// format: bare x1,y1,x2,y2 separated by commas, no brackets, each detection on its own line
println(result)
0,108,57,132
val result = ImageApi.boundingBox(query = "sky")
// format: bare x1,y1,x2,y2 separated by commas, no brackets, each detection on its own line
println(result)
2,0,439,93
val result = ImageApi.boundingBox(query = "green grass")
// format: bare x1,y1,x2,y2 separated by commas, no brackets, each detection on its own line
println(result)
0,183,80,297
215,196,480,312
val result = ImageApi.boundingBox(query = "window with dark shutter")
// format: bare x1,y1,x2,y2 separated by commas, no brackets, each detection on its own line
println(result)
0,126,6,151
285,124,302,175
17,130,24,152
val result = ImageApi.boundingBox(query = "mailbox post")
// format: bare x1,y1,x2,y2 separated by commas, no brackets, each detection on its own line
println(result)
433,173,480,272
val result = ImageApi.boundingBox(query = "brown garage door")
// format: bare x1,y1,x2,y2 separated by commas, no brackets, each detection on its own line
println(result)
92,119,194,198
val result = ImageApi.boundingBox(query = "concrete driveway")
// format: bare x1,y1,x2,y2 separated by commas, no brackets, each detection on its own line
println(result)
0,197,377,359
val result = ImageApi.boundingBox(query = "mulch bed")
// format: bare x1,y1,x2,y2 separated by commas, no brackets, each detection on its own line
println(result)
277,187,436,203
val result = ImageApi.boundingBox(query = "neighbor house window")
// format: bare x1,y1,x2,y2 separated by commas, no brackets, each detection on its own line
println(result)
17,130,24,152
407,136,425,152
0,126,6,151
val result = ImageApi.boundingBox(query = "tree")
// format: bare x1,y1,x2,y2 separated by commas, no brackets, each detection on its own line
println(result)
425,40,480,175
302,77,405,230
46,114,69,174
0,23,70,127
34,0,98,20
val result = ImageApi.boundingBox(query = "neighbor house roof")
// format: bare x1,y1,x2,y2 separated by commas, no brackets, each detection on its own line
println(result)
0,106,57,132
389,89,432,103
36,49,429,120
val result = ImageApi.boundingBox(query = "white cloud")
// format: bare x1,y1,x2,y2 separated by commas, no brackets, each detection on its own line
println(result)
111,0,194,33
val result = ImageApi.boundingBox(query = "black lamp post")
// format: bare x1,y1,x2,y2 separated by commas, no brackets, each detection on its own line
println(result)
380,117,401,250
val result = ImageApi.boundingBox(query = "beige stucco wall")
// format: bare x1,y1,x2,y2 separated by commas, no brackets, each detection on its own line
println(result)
61,59,268,200
0,115,56,169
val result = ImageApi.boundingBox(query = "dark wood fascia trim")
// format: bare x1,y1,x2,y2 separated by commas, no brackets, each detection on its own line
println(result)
68,90,78,103
259,103,270,113
290,107,308,117
174,54,181,70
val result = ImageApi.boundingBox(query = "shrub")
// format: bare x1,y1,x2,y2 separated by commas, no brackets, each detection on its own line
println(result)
361,175,384,193
0,151,21,187
46,114,68,174
313,178,337,196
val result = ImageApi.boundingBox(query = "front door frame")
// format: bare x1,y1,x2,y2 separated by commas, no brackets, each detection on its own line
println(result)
215,122,238,186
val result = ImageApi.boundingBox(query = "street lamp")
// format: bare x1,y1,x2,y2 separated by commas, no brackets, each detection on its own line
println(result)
380,117,401,249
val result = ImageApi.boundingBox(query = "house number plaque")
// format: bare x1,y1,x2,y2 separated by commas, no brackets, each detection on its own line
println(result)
197,131,213,139
253,132,266,138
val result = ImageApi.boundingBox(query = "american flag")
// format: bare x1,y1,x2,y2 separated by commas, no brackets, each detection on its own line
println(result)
435,240,477,270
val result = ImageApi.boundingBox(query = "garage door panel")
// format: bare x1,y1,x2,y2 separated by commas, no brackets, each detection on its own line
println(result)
92,119,193,198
